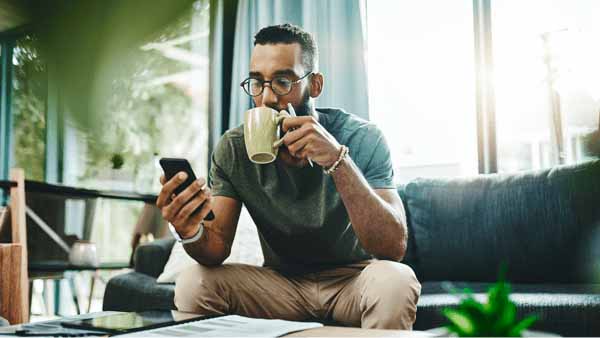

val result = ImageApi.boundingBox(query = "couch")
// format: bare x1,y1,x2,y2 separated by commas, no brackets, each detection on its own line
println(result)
104,159,600,336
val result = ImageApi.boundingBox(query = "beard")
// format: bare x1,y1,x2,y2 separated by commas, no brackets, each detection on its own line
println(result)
292,91,313,116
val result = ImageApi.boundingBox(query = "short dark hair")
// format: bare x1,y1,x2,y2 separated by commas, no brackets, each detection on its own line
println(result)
254,23,318,72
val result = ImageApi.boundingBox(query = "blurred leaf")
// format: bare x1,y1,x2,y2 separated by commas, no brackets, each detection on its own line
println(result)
492,301,516,334
459,297,487,325
443,309,476,336
508,315,538,337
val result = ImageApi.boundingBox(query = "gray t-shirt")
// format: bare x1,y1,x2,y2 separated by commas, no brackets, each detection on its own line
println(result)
209,108,395,270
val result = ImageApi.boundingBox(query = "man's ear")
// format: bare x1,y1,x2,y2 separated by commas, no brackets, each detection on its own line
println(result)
309,73,324,98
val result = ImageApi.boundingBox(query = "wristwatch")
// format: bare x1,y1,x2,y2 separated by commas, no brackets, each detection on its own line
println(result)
169,223,204,244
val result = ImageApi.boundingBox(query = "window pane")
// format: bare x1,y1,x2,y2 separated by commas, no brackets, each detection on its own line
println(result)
493,0,600,172
58,1,211,264
64,2,210,194
12,35,47,181
367,0,478,183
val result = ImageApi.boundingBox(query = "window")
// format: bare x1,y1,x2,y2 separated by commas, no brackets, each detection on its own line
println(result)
12,35,46,181
5,3,212,315
492,0,600,172
59,1,211,263
367,0,478,183
64,1,210,194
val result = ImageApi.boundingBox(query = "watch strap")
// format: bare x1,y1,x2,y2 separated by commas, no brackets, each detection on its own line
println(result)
169,223,204,244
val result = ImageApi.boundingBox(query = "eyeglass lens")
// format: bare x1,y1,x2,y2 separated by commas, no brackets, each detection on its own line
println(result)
246,77,293,96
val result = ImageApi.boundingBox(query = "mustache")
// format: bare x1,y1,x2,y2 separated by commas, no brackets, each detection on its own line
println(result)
263,104,310,116
265,104,287,111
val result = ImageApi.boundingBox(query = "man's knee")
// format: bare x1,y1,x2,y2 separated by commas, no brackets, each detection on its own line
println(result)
362,260,421,298
360,260,421,329
174,264,227,314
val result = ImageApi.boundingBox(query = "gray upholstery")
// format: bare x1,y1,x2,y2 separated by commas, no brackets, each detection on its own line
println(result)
104,160,600,336
103,271,175,312
104,237,177,311
134,237,176,278
399,160,600,283
0,316,8,327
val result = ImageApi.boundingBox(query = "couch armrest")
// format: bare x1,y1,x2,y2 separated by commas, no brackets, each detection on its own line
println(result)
103,271,175,312
134,237,176,278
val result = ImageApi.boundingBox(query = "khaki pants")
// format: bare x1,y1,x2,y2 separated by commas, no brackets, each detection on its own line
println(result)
174,260,421,330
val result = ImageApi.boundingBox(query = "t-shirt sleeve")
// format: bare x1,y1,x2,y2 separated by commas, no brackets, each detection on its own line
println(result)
361,128,396,189
208,135,241,200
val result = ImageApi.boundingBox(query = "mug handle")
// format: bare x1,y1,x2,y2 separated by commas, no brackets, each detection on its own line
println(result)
272,111,290,148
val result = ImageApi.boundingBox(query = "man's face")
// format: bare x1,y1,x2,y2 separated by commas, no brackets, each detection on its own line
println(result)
249,43,311,116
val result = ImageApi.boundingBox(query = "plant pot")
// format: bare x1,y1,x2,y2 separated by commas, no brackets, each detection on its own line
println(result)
96,168,135,191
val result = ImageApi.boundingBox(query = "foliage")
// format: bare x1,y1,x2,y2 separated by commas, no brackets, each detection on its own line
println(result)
110,153,125,169
442,268,538,337
582,129,600,158
79,9,199,184
12,35,47,181
9,1,210,190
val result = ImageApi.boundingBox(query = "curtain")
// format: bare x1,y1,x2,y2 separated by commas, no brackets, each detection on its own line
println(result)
208,0,238,160
227,0,369,131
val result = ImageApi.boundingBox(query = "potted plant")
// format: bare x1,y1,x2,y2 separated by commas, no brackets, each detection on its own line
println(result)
429,268,555,337
110,152,125,170
95,152,135,190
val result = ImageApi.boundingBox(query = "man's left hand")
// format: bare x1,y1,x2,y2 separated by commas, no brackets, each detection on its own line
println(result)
279,114,341,168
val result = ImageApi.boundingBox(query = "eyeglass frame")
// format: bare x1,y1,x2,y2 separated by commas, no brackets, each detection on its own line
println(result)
239,71,313,97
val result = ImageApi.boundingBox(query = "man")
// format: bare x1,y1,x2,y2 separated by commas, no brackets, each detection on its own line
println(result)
156,24,421,330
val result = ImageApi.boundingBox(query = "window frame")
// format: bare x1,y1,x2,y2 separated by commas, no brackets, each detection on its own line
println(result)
0,34,16,182
472,0,499,174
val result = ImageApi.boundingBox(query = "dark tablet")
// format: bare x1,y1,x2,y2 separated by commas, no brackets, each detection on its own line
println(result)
60,311,206,335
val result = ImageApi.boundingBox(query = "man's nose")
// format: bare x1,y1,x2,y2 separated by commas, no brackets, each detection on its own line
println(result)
260,84,278,108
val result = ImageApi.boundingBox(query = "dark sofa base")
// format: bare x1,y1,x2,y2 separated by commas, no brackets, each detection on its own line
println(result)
104,273,600,336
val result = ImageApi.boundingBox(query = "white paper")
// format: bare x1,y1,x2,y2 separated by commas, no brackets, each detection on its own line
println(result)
118,315,323,337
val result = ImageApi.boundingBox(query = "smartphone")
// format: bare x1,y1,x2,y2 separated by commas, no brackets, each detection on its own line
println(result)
159,157,215,221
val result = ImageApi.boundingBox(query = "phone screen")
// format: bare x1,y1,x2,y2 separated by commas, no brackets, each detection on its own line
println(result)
159,158,197,195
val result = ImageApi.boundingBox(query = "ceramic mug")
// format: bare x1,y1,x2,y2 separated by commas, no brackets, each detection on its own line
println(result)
69,240,99,267
244,107,290,164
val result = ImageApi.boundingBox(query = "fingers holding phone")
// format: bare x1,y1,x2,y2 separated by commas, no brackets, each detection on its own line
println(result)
156,172,188,209
157,173,213,238
177,182,214,228
158,158,215,219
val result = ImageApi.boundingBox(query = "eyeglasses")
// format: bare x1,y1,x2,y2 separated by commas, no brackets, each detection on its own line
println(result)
240,72,313,97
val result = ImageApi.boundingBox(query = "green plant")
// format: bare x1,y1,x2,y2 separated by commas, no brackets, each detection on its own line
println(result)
110,153,125,170
442,268,537,337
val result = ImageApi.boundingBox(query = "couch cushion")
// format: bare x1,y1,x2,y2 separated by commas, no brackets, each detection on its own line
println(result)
399,160,600,283
134,238,176,278
103,271,175,312
416,282,600,336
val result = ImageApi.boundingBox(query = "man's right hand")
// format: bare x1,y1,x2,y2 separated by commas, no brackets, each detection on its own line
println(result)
156,172,214,239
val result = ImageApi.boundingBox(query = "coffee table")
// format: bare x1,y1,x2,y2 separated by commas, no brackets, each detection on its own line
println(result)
0,311,434,337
